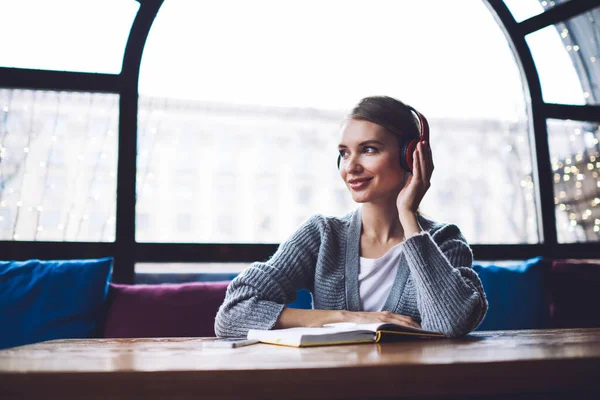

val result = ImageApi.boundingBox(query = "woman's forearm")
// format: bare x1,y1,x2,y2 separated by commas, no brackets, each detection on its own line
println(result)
275,308,422,329
275,307,346,329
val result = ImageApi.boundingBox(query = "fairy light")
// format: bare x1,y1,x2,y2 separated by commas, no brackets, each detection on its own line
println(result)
573,45,580,52
561,29,569,38
559,203,566,210
554,173,561,183
576,181,582,188
577,174,584,181
563,175,570,181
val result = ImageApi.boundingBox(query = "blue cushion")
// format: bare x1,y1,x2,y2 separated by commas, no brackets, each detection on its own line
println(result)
287,288,313,309
473,257,551,331
0,257,113,349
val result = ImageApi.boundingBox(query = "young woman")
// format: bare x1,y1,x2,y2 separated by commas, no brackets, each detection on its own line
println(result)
215,96,487,338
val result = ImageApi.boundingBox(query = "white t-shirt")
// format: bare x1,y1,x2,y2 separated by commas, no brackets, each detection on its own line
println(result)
358,242,403,312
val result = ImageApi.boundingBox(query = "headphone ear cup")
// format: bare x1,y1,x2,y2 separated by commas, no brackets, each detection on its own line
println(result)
400,139,418,172
337,155,341,169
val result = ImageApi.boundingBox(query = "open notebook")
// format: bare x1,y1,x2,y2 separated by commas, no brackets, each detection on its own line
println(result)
247,322,444,347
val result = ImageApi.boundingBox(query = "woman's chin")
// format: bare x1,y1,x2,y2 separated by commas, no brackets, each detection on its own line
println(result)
351,193,371,203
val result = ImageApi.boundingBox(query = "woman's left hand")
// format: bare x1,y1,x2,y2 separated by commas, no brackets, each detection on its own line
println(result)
396,141,434,215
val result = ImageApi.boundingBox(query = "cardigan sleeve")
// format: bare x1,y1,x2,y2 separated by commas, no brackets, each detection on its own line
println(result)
214,215,323,337
402,223,488,337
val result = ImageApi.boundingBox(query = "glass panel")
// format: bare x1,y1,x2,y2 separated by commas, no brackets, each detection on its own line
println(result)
526,6,600,105
0,0,139,73
138,0,537,244
548,119,600,243
0,89,118,241
503,0,571,23
135,262,247,284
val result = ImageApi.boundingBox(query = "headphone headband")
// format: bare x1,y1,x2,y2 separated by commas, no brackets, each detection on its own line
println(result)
406,105,429,144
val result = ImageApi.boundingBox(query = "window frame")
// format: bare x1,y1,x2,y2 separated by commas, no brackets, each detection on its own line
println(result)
0,0,599,284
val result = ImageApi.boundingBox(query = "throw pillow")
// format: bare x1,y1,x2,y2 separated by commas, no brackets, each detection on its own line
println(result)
0,257,113,349
103,281,230,338
473,256,551,331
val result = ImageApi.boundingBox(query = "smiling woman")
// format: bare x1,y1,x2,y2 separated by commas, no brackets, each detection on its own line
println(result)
215,95,488,339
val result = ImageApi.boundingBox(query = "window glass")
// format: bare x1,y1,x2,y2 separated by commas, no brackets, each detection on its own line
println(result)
548,119,600,243
135,263,248,284
503,0,571,23
0,89,118,241
137,0,537,244
526,6,600,105
0,0,139,73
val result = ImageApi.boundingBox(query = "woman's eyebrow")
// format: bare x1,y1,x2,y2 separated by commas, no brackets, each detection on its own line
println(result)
338,140,385,149
359,140,385,146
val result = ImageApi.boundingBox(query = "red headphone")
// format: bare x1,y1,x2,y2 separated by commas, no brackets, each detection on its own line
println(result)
337,106,429,173
399,106,429,173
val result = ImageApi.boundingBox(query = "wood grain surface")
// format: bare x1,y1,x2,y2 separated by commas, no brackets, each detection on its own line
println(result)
1,328,599,399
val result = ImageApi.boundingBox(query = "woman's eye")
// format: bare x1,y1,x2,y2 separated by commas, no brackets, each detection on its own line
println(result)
363,146,378,153
339,149,349,158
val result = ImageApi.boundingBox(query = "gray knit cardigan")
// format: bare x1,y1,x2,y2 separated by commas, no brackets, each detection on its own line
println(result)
215,208,488,338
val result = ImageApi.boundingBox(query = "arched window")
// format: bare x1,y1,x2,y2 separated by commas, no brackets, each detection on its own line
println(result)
137,0,536,245
1,0,598,281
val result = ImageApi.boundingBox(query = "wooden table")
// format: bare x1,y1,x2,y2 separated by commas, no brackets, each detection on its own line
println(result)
1,328,600,399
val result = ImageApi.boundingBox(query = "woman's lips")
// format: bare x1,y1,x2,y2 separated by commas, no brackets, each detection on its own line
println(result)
348,178,372,190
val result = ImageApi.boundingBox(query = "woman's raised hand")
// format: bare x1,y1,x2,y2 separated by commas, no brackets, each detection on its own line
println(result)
396,141,434,215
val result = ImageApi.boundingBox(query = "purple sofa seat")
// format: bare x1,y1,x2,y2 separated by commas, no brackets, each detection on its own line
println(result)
549,259,600,329
103,281,230,338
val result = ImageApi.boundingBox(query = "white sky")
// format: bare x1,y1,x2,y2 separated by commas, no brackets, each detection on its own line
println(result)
0,0,586,119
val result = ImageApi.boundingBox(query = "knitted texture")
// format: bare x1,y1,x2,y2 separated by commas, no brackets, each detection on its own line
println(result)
215,208,487,338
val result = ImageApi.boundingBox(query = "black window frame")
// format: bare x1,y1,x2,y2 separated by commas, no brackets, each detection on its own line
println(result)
0,0,599,283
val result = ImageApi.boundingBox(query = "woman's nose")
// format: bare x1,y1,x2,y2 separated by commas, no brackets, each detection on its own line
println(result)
345,156,362,173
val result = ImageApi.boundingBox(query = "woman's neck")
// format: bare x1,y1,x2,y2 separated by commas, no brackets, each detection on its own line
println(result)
360,201,404,244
